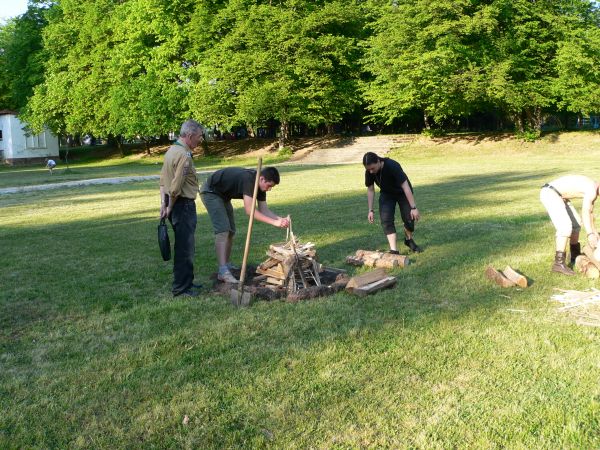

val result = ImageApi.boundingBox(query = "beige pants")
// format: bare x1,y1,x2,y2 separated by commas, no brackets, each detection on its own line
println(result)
540,187,581,238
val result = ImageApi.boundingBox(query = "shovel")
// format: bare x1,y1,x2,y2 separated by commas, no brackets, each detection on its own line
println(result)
231,157,262,307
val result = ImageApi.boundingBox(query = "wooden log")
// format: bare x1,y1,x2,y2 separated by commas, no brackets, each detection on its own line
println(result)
256,266,286,279
502,266,528,288
575,255,600,279
485,266,516,288
582,244,600,270
346,256,364,266
347,250,409,268
346,268,387,290
266,277,285,286
258,258,280,270
352,276,397,297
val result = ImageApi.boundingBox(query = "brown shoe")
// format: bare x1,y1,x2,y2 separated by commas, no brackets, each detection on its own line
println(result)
552,251,575,276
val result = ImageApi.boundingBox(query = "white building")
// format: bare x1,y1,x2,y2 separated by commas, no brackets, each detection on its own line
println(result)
0,110,59,165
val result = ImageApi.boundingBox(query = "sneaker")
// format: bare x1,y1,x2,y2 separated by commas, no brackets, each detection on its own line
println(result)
387,249,400,255
404,238,422,253
174,288,200,297
218,270,238,283
227,262,239,271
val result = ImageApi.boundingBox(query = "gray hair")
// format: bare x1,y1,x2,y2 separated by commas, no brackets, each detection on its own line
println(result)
179,119,203,138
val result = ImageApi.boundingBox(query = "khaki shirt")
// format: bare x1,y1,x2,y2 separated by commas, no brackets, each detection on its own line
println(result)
159,141,199,200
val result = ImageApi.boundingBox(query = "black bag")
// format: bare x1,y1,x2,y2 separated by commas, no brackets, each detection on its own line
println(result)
158,217,171,261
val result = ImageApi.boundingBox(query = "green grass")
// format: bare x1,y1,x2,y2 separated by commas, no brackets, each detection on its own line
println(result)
2,132,600,448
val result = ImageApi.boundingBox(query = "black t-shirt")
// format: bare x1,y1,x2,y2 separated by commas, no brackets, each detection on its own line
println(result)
365,158,412,196
208,167,267,201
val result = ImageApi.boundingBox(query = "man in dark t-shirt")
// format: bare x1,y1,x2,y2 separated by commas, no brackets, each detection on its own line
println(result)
200,166,290,283
363,152,422,253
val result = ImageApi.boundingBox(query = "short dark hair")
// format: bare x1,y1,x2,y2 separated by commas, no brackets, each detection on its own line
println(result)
261,166,280,184
362,152,380,166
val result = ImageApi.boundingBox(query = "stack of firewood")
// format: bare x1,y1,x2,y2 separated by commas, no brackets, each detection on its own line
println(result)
255,239,322,292
346,249,409,269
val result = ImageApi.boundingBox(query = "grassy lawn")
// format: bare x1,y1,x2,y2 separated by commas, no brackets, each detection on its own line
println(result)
2,132,600,448
0,147,289,189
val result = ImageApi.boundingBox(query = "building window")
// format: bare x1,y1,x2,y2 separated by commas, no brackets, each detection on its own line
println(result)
26,133,47,149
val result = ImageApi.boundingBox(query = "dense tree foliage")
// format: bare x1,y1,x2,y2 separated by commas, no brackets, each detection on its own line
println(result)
0,0,598,141
0,4,48,111
364,0,600,132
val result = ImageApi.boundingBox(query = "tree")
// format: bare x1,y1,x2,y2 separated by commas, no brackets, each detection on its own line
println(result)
0,4,48,111
187,0,364,147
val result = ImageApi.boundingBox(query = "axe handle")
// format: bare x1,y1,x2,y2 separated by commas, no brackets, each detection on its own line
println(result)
239,157,262,289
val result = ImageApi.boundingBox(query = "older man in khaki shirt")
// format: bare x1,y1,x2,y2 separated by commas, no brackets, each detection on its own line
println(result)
540,174,600,275
160,120,203,296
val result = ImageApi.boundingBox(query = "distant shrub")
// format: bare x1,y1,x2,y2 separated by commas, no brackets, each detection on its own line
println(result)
277,146,293,158
516,128,541,142
421,128,446,138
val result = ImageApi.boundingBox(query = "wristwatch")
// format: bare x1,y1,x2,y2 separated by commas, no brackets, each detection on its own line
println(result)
411,205,417,210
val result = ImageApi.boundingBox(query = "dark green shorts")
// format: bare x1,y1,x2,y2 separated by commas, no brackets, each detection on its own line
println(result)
200,187,235,235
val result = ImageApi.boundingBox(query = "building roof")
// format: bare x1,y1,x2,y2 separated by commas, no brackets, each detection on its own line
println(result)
0,109,18,116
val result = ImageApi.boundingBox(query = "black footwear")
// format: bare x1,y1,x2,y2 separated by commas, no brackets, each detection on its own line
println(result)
552,251,575,276
174,288,200,297
570,242,581,266
404,238,422,253
387,249,400,255
192,282,203,289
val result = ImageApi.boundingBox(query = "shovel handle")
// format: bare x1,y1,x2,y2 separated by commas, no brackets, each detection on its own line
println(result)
239,157,262,289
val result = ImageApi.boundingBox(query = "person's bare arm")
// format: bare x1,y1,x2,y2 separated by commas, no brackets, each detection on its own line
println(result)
243,196,289,227
367,184,375,223
401,180,420,221
582,185,599,246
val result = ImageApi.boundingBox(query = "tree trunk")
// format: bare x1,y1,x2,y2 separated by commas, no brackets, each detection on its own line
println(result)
279,120,289,149
423,112,431,130
326,123,335,135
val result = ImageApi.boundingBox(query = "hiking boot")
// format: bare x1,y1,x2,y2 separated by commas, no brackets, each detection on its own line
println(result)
570,242,581,266
218,270,238,283
404,238,422,253
552,251,575,276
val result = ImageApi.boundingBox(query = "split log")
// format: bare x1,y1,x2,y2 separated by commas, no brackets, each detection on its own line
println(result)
502,266,528,288
346,268,387,291
485,266,516,288
575,255,600,279
351,276,397,297
582,244,600,271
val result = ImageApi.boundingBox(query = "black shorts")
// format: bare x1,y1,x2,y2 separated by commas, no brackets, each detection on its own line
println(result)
379,191,415,235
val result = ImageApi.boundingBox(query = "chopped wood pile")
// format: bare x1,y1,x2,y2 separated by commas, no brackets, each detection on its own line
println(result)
346,250,409,269
345,268,397,296
255,232,322,293
485,265,528,288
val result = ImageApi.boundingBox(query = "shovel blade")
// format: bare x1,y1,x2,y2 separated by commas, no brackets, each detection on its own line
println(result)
230,288,253,307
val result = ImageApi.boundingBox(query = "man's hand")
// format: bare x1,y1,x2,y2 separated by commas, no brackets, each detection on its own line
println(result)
276,216,290,228
368,210,374,224
589,232,599,248
410,207,420,222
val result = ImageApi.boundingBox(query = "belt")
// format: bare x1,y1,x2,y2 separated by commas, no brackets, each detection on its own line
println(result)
542,183,563,198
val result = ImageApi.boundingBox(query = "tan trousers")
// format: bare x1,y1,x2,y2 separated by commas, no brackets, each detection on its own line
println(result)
540,187,581,238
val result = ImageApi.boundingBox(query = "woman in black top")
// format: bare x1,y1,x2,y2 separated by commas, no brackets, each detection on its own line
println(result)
363,152,422,253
